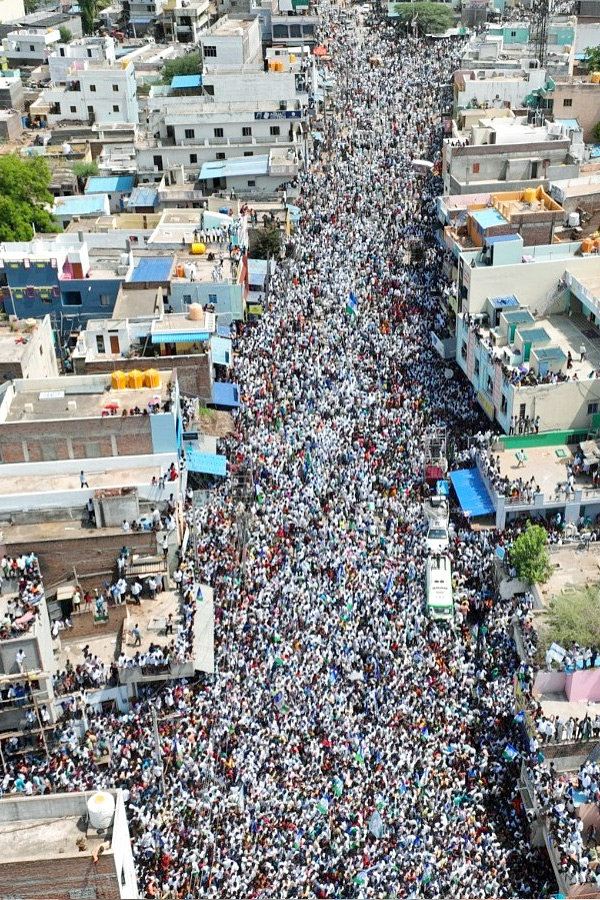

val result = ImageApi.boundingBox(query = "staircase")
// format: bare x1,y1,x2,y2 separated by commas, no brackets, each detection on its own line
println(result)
533,278,569,319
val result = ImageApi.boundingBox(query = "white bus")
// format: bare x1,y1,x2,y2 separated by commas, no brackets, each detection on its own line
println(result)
425,554,454,621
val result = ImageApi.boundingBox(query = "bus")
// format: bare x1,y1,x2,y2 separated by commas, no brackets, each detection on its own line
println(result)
425,554,455,622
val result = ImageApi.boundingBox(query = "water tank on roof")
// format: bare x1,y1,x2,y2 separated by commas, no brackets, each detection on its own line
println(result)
523,187,536,203
188,303,205,322
144,369,161,388
111,370,127,390
87,792,115,830
191,242,206,255
591,72,600,84
128,369,144,389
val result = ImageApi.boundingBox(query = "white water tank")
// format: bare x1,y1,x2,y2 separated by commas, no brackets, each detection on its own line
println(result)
87,792,115,830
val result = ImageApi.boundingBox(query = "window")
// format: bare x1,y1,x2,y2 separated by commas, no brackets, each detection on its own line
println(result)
183,294,192,303
290,24,301,36
461,341,467,360
213,127,224,137
185,128,195,139
60,47,65,56
247,179,256,187
510,30,516,36
244,151,253,156
216,152,225,160
474,359,480,376
563,98,573,107
112,84,119,91
63,290,82,306
242,126,252,137
501,394,507,414
204,84,214,96
89,84,96,92
153,155,162,169
519,403,526,420
208,293,217,303
113,104,119,112
70,105,76,113
87,48,92,57
204,45,217,57
96,335,105,353
270,125,280,136
486,376,493,394
99,294,110,307
190,153,197,164
588,402,598,415
472,163,480,174
30,44,35,51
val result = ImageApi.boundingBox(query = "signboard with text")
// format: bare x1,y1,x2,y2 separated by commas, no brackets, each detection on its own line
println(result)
254,110,302,120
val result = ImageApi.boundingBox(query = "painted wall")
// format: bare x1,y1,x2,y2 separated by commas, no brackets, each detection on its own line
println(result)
566,668,600,701
169,280,244,321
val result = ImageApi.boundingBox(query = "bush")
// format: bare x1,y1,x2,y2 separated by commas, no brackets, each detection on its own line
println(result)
510,522,553,585
546,584,600,650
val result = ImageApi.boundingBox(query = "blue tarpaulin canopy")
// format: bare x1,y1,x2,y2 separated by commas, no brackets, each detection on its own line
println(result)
151,331,210,344
186,450,227,477
212,382,240,408
449,468,495,518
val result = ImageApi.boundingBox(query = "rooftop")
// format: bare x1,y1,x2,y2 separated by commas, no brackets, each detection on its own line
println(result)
2,371,173,423
199,154,270,179
0,322,45,363
85,175,135,194
54,194,109,218
112,286,163,319
206,15,255,35
129,255,173,284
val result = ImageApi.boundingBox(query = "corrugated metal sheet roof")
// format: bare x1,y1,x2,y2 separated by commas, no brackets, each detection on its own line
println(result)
129,257,173,283
200,155,269,180
151,331,210,344
127,185,158,208
171,74,203,89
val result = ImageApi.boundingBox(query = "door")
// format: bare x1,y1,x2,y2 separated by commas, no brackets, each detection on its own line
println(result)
523,341,531,362
109,334,120,354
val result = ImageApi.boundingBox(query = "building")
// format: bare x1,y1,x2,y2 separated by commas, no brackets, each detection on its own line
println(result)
442,115,582,195
0,74,24,109
48,34,117,84
121,0,165,34
546,75,600,142
0,554,56,734
54,192,112,226
29,57,139,128
0,790,139,899
199,15,262,67
85,174,136,213
0,0,24,25
0,315,58,384
2,27,60,67
161,0,211,41
199,148,299,194
0,237,129,328
452,66,548,118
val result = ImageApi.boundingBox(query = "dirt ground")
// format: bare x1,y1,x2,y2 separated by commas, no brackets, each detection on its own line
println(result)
196,409,235,438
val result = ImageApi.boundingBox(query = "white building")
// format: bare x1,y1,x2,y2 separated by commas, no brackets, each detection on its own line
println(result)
29,57,139,127
122,0,165,34
161,0,210,42
48,35,117,84
199,15,262,67
2,27,60,67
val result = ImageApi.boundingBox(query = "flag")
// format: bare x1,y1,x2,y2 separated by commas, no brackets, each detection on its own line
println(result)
514,711,525,724
332,776,344,797
354,745,365,766
384,571,395,595
317,796,329,815
353,871,368,886
368,810,384,839
502,744,519,762
346,291,358,317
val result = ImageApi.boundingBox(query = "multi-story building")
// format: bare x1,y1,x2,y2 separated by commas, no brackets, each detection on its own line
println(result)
2,27,60,67
0,315,59,384
0,554,56,734
199,14,262,66
121,0,165,34
0,790,139,899
85,174,136,213
161,0,211,42
48,34,117,84
0,237,129,327
29,57,139,127
442,115,582,195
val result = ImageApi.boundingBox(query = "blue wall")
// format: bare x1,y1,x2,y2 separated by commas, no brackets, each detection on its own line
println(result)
169,281,244,323
3,265,122,326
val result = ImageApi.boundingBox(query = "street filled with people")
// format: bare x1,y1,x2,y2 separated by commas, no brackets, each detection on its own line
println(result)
0,5,568,898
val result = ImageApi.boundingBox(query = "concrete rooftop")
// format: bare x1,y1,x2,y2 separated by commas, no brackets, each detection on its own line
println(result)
0,813,113,863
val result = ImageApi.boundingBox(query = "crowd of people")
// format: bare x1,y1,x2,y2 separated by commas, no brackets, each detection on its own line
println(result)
0,5,573,898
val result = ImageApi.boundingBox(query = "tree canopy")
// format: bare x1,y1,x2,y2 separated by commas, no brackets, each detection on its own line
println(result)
584,45,600,72
0,155,59,242
251,224,282,260
510,523,553,585
393,2,454,35
161,53,202,84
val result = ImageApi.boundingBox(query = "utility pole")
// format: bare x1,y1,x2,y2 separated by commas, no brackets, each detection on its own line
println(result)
151,705,166,793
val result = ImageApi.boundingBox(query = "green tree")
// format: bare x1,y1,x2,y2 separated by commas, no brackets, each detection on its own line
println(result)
251,225,282,259
510,522,553,585
80,0,97,35
0,155,59,242
594,120,600,142
393,2,454,34
72,160,99,191
59,25,73,43
161,53,202,84
584,45,600,72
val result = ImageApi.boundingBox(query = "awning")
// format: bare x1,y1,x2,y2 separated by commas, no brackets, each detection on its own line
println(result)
151,332,210,344
450,468,495,518
211,382,240,408
186,450,227,477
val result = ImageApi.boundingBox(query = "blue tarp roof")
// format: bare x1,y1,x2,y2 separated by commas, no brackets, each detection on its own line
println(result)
54,194,108,216
200,155,269,180
127,185,158,208
488,294,519,309
130,257,173,283
151,331,210,344
171,74,202,89
450,468,495,517
85,175,135,194
471,207,508,229
186,450,227,476
212,382,240,408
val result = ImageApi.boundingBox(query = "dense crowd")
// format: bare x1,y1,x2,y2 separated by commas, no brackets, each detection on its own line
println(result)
0,6,564,899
